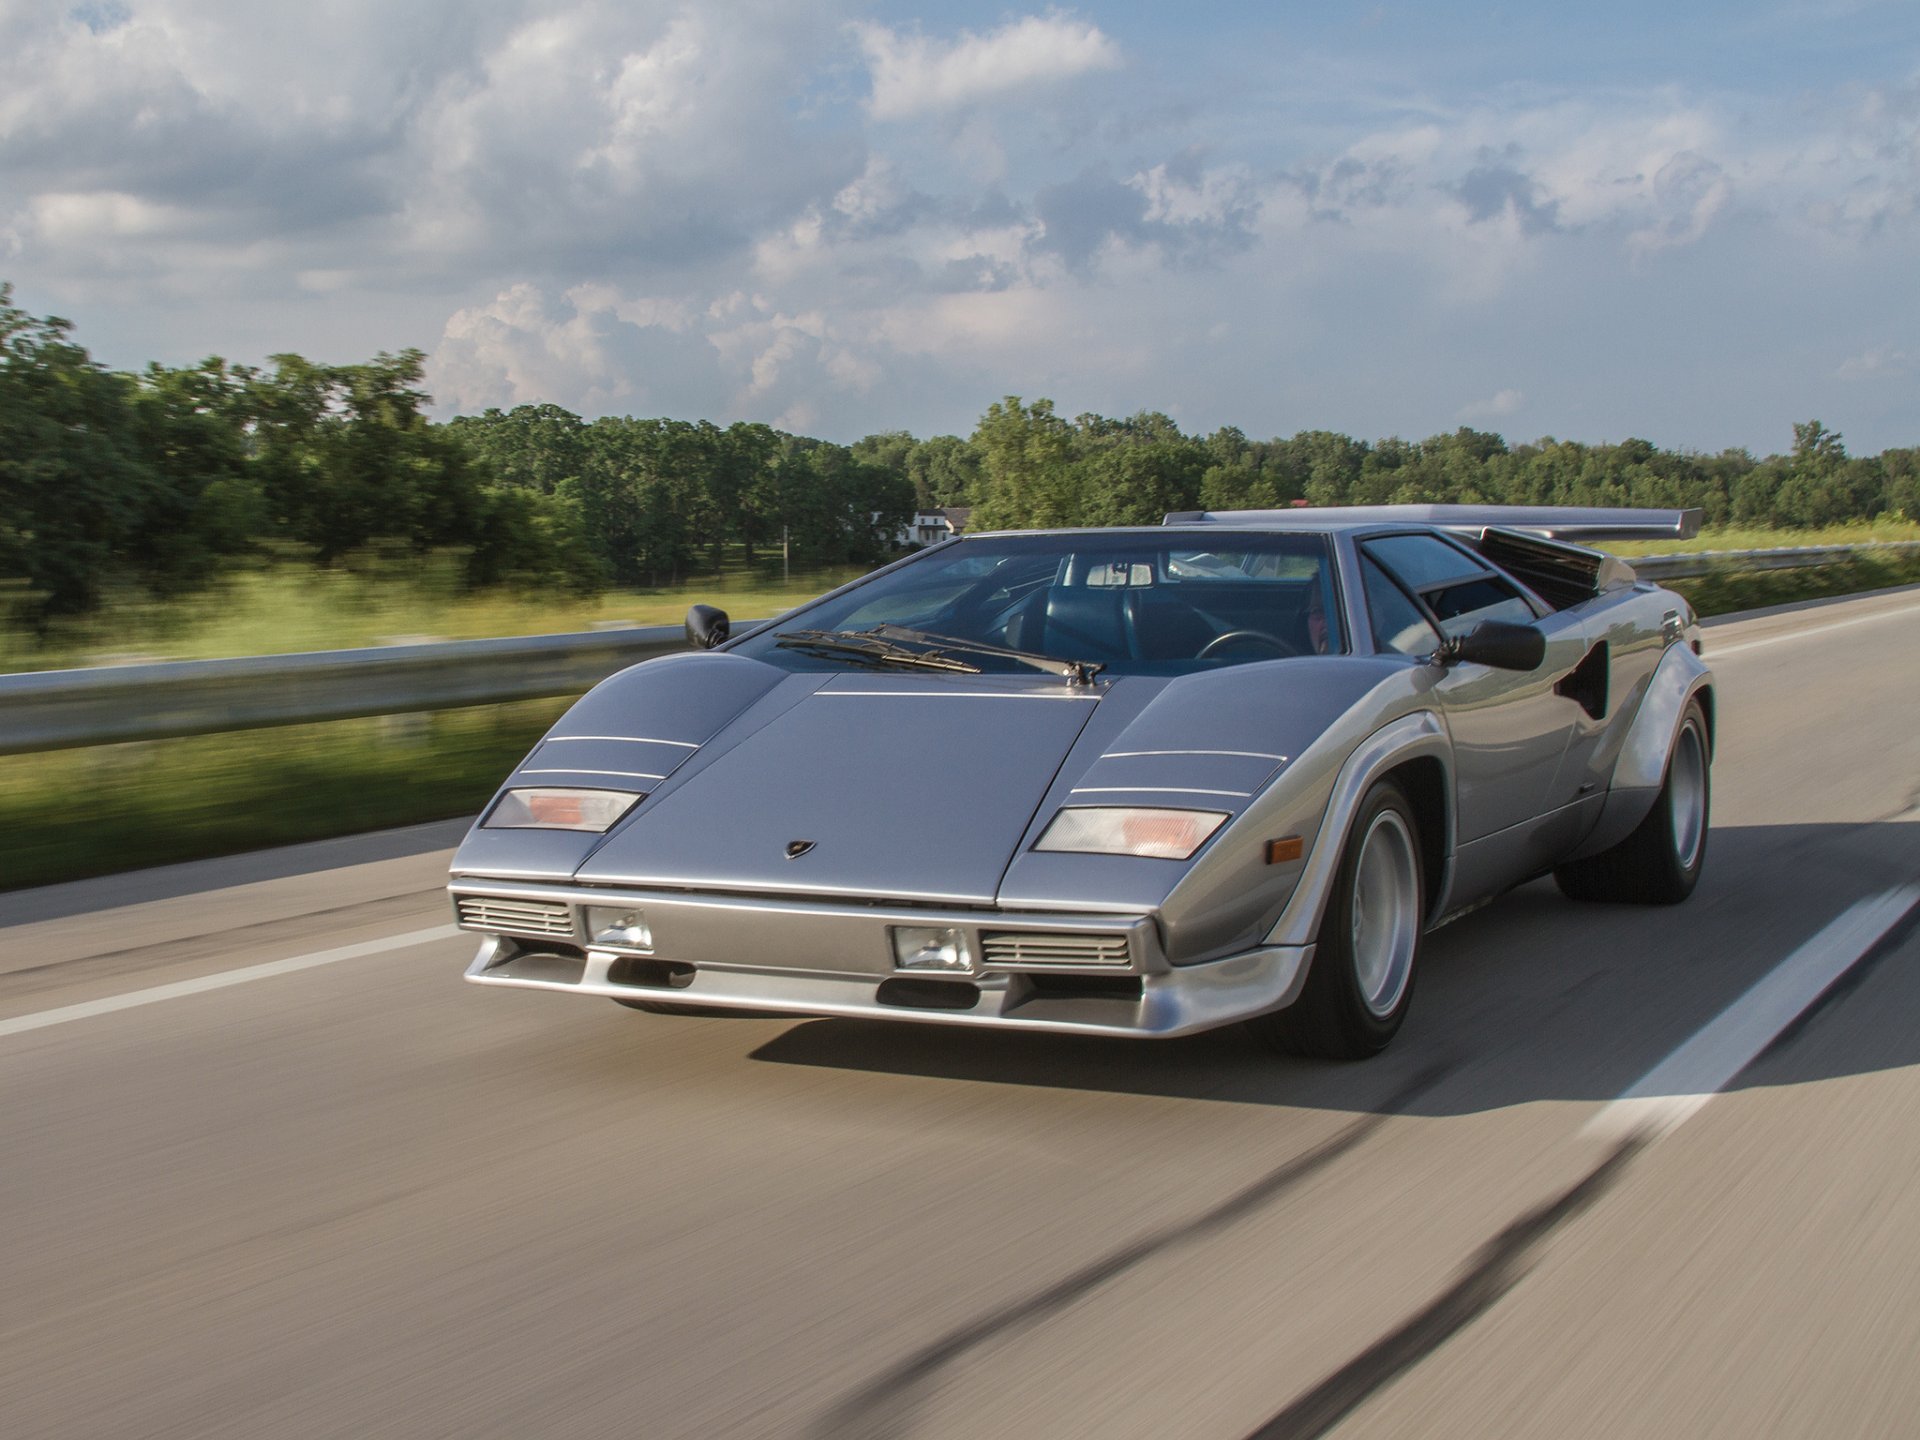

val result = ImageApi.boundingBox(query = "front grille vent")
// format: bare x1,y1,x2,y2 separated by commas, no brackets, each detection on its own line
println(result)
980,931,1131,968
456,896,575,938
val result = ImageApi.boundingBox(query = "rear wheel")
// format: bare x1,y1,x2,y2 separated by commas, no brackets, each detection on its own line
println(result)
1250,779,1424,1060
1555,700,1710,905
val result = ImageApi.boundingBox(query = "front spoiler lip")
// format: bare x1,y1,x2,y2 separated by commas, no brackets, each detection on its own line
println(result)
463,934,1313,1039
449,877,1312,1038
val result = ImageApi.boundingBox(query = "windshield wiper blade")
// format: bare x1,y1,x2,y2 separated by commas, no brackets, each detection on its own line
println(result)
864,625,1103,686
772,629,983,674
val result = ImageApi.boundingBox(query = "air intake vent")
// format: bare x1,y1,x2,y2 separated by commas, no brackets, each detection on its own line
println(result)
980,931,1131,968
456,896,575,938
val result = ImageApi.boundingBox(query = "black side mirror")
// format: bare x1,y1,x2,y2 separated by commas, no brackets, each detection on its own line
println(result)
1444,619,1545,671
686,604,730,650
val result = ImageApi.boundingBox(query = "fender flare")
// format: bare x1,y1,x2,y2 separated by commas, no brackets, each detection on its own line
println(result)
1261,710,1453,950
1612,641,1714,791
1566,641,1714,861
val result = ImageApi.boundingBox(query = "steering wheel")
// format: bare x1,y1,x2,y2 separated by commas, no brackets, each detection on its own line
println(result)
1197,629,1300,659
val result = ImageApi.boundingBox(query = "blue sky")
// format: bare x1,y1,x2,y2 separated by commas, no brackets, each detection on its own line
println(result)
2,1,1915,454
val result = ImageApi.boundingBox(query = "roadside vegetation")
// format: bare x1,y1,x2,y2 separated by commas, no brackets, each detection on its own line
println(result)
0,703,568,891
0,553,870,675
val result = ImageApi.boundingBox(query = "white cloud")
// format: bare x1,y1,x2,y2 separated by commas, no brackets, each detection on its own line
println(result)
854,13,1120,120
1626,150,1732,256
2,5,1917,452
1836,344,1911,380
432,283,628,413
1457,388,1525,421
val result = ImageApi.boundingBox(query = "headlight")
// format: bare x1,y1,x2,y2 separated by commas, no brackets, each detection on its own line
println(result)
891,925,973,973
587,907,653,950
1033,807,1228,861
483,787,643,832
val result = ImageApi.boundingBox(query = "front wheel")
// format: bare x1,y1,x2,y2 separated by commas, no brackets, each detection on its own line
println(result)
1555,700,1710,906
1249,779,1424,1060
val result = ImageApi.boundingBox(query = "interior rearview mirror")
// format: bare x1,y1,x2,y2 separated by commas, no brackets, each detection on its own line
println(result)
686,604,730,650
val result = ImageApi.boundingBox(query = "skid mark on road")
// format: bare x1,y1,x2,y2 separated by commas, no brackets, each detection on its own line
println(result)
1243,883,1920,1439
808,1063,1457,1440
1245,1135,1645,1440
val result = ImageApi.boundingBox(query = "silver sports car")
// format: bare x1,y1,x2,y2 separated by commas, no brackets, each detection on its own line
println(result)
449,505,1713,1058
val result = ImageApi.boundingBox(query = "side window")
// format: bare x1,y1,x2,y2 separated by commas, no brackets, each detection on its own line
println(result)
1362,534,1538,648
1364,534,1483,590
1361,557,1442,657
1424,577,1535,639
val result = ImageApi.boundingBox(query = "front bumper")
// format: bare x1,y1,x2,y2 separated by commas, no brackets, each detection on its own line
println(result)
450,879,1311,1039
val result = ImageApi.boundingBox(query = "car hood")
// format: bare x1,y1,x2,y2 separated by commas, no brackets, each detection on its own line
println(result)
574,671,1105,904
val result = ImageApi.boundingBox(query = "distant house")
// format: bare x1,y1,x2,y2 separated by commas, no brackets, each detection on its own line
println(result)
889,508,972,548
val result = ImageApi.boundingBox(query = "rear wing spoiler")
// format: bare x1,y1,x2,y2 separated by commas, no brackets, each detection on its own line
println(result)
1162,504,1703,543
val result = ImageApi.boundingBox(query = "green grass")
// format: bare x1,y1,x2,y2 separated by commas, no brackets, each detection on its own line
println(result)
1,554,871,675
0,701,570,891
1609,518,1920,557
1668,546,1920,619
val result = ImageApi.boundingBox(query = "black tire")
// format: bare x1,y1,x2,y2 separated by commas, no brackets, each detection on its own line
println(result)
1555,700,1710,906
1249,779,1424,1060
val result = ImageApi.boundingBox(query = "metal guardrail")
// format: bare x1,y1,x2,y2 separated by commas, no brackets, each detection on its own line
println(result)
0,625,708,757
2,541,1917,756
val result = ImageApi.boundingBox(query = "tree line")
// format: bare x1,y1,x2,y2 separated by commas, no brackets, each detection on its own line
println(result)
960,397,1920,534
3,282,1915,622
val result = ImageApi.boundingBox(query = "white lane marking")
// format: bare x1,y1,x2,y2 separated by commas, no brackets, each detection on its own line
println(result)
1588,887,1920,1141
1709,597,1920,658
0,924,462,1041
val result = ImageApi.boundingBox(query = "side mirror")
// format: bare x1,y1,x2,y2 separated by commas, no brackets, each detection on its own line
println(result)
685,604,730,650
1444,619,1545,671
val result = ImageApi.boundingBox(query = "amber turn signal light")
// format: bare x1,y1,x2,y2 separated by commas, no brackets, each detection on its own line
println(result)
1265,836,1304,864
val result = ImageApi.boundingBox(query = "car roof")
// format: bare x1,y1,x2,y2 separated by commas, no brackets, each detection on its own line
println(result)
955,523,1406,540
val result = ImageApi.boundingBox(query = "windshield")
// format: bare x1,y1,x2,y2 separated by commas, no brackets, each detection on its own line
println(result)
732,530,1345,677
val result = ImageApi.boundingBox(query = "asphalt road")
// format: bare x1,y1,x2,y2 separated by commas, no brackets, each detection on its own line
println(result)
4,586,1919,1440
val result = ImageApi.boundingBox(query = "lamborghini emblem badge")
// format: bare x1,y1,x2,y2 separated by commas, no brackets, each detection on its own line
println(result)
785,840,816,859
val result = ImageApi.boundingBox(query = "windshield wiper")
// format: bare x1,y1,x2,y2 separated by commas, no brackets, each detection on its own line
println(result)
864,625,1104,686
773,629,983,674
773,626,1103,685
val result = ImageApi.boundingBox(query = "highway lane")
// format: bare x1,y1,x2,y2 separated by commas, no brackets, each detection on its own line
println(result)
2,586,1918,1440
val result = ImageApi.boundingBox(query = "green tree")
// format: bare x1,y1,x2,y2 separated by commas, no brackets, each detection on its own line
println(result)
248,349,485,562
0,286,159,617
970,397,1077,529
128,358,266,593
1882,448,1920,523
913,434,983,508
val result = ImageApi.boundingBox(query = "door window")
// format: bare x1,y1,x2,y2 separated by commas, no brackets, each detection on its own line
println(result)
1361,534,1538,648
1360,556,1442,657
